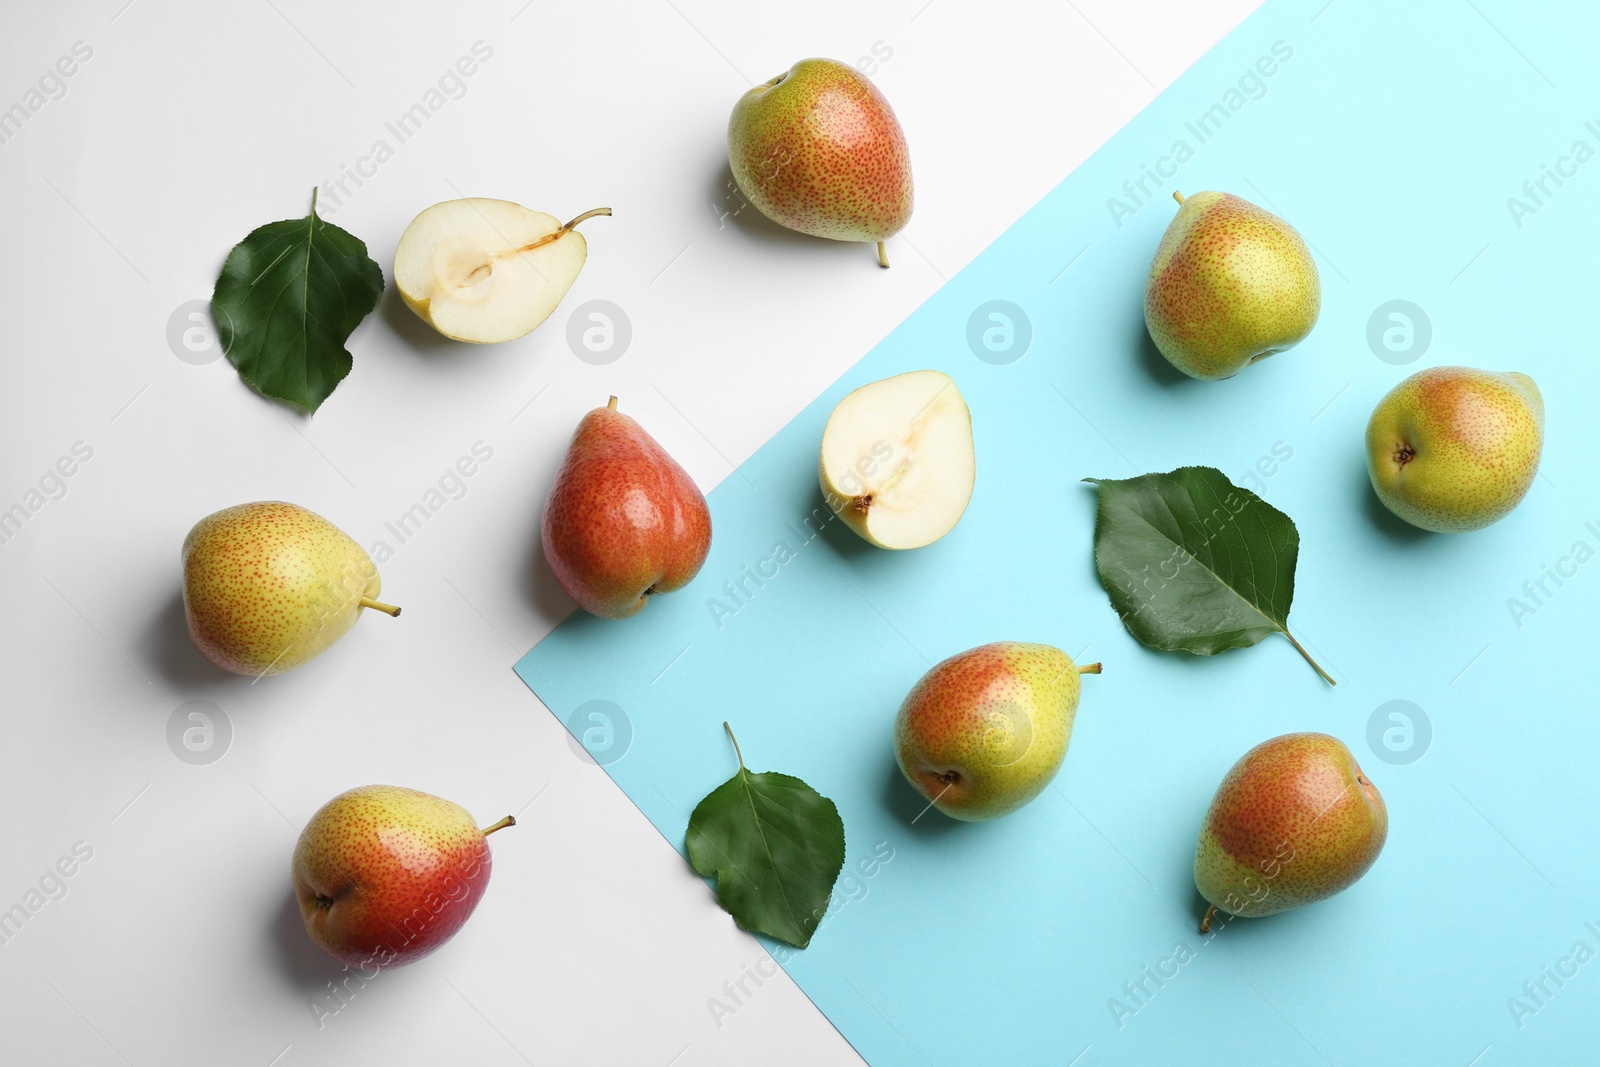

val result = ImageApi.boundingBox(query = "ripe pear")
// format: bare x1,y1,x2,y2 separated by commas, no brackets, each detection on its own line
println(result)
1366,366,1543,532
542,397,712,619
894,643,1100,821
728,58,913,266
819,370,975,549
1194,733,1386,932
1144,191,1320,380
292,785,515,968
182,501,399,676
394,199,610,343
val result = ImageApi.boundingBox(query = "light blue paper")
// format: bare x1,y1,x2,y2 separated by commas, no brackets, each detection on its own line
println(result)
520,1,1600,1061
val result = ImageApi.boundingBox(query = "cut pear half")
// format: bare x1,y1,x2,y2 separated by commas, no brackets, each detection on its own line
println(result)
819,370,975,549
394,198,610,344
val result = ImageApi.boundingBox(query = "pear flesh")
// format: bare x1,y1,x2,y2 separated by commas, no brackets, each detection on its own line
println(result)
819,370,974,549
181,501,398,676
1194,733,1386,931
894,642,1100,821
1144,190,1320,380
1366,366,1543,532
394,199,609,344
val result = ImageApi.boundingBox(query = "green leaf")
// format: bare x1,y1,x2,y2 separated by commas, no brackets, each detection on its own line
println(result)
687,724,846,948
212,190,384,413
1084,466,1334,685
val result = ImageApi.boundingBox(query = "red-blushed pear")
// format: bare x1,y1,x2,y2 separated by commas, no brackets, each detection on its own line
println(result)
1144,191,1320,380
1194,733,1387,933
182,501,400,676
1366,366,1543,532
728,58,913,267
292,785,515,969
894,643,1100,821
542,397,712,619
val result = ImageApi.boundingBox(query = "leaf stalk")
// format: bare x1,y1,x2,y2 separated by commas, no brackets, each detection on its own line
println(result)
723,721,747,771
1283,630,1336,686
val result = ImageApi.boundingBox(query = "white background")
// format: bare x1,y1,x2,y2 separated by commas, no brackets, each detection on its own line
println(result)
0,1,1258,1062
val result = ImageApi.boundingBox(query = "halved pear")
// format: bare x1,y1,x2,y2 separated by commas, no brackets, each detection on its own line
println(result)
819,370,974,549
393,199,609,344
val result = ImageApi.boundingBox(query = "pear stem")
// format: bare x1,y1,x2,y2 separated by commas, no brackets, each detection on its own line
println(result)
1283,630,1336,686
1172,190,1186,205
1200,904,1217,934
723,721,747,771
481,816,516,837
876,241,889,268
359,597,402,617
493,207,612,260
1078,662,1103,675
563,206,613,230
607,396,618,412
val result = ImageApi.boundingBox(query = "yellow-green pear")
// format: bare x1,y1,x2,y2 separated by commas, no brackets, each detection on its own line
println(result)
182,501,399,676
1144,190,1320,380
1194,733,1386,932
728,58,913,266
893,643,1100,821
1366,366,1543,532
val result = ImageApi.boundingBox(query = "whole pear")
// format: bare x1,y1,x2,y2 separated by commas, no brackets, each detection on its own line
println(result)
728,58,912,266
1194,733,1386,932
182,501,399,676
542,397,712,619
1366,366,1543,532
1144,191,1320,380
292,785,514,968
894,643,1100,821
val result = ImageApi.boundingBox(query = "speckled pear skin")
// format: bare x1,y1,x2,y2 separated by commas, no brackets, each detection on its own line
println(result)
291,786,501,968
1366,366,1544,533
728,58,913,246
181,501,383,676
1144,191,1320,380
894,643,1096,822
542,398,712,620
1194,733,1386,920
